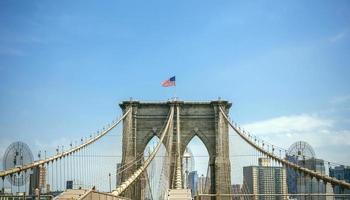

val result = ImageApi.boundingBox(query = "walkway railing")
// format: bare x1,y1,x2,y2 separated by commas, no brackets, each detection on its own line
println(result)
0,194,54,200
194,193,350,200
78,190,130,200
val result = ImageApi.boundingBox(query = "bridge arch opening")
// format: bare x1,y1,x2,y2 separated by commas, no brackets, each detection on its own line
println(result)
183,135,210,196
143,135,168,200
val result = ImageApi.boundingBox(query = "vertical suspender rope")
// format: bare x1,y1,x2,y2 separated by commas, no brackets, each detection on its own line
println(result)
81,148,83,188
82,146,85,188
62,153,66,191
51,161,53,192
85,146,87,188
55,159,58,191
22,168,26,194
59,157,62,191
219,106,350,190
10,175,12,194
1,177,4,194
79,139,82,188
87,146,89,188
72,151,74,189
76,149,78,189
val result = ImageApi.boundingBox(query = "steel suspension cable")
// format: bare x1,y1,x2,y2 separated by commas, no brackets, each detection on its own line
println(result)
144,168,154,200
219,106,350,190
117,152,144,171
112,106,174,196
0,109,131,179
158,145,170,197
93,153,147,189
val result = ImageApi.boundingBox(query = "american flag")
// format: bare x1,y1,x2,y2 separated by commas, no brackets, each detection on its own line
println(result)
161,76,176,87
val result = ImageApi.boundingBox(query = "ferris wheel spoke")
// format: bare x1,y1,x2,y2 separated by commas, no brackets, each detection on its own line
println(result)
3,141,33,193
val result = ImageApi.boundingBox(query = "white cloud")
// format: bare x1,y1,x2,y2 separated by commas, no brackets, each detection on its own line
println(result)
243,114,333,135
239,114,350,159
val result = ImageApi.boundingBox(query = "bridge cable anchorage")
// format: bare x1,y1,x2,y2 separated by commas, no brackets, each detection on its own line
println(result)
0,108,131,179
218,106,350,190
112,106,175,196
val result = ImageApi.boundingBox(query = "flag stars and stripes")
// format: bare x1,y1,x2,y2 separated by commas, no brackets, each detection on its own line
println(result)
161,76,176,87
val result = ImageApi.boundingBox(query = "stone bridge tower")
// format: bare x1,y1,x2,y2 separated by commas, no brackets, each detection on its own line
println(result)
119,100,232,199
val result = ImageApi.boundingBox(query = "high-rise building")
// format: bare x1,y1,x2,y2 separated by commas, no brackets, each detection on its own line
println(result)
197,174,210,194
329,165,350,200
188,171,198,197
116,163,122,187
287,156,330,200
232,184,241,194
232,184,242,200
29,165,46,195
243,158,287,200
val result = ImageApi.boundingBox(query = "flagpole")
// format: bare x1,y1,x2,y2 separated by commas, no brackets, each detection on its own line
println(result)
174,84,177,101
161,76,177,101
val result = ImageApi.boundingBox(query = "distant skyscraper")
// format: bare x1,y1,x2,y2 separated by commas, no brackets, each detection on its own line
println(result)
188,171,198,197
299,158,327,200
29,165,46,194
232,184,242,200
329,165,350,199
243,158,287,200
116,163,122,187
287,156,330,200
232,184,241,194
197,174,210,194
286,155,298,195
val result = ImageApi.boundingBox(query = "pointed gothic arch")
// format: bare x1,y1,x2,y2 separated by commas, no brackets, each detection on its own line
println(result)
120,100,232,199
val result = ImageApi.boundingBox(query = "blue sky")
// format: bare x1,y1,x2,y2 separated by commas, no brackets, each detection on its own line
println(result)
1,0,350,187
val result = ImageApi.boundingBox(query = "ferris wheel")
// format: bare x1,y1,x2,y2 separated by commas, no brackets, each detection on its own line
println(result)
3,141,34,186
287,141,316,160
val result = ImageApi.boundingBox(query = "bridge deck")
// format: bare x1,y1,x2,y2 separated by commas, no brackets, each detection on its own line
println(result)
168,189,192,200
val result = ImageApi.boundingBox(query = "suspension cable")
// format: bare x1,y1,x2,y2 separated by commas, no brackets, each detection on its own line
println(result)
0,108,131,178
91,150,146,191
219,106,350,190
112,106,174,196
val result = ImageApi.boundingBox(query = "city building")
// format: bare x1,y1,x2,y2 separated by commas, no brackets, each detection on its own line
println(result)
287,156,331,200
232,184,241,194
232,184,242,200
329,165,350,199
29,165,46,195
188,171,198,197
116,163,122,187
197,174,210,194
243,158,287,200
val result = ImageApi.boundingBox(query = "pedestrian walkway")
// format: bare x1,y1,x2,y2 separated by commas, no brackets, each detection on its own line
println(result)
168,189,192,200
